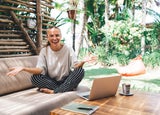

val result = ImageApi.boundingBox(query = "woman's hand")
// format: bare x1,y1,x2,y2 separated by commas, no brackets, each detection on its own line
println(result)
83,53,98,63
75,53,98,68
7,67,24,77
7,67,42,77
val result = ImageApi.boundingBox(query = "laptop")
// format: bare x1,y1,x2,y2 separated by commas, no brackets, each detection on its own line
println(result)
77,74,121,101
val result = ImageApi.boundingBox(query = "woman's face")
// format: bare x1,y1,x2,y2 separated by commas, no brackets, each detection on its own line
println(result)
47,28,62,47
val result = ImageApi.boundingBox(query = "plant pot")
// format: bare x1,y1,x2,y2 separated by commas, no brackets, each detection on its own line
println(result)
67,10,76,20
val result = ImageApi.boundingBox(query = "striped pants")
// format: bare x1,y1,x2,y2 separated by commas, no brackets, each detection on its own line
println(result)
31,68,84,93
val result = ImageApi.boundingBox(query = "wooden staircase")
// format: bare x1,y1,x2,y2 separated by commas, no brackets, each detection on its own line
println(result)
0,13,34,58
0,0,56,58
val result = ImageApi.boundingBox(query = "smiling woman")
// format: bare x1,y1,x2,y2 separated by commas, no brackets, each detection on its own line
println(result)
7,26,96,94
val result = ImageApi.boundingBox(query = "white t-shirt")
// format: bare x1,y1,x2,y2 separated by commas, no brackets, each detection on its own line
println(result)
36,44,78,81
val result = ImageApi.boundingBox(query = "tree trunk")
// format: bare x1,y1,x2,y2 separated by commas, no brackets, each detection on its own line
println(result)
132,1,135,20
105,0,109,53
141,0,147,55
76,0,89,56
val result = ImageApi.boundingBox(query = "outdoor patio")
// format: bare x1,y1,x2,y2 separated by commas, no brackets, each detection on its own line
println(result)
80,64,160,94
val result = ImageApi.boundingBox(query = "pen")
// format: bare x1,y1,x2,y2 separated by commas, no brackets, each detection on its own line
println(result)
77,107,93,110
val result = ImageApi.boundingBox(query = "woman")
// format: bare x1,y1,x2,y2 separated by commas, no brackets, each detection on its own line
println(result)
7,27,95,94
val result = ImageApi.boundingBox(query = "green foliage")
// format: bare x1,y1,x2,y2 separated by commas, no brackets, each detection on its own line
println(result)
83,1,160,67
116,8,131,20
143,50,160,68
106,20,143,58
116,53,129,65
123,0,133,8
90,19,159,66
78,48,89,60
48,2,74,28
142,9,160,68
93,45,106,60
85,0,105,45
147,9,160,48
87,23,105,45
48,11,70,27
52,1,68,9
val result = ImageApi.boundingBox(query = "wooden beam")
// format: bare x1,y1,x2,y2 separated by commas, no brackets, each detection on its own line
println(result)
0,19,13,23
0,49,30,52
0,30,22,33
0,34,21,37
0,5,35,13
0,15,10,18
42,14,55,20
41,9,50,15
28,0,36,2
36,0,42,53
42,18,55,23
0,9,7,12
41,1,54,9
4,0,36,9
43,0,54,4
0,39,24,42
16,14,36,19
0,46,29,49
0,53,33,58
0,23,18,27
0,41,27,45
10,11,38,54
42,23,54,27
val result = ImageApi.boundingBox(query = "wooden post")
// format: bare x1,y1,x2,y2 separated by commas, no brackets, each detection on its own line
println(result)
67,10,76,51
68,0,78,51
36,0,42,53
73,19,76,51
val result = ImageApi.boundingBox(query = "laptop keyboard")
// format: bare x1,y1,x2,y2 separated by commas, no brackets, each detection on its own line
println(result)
83,95,89,98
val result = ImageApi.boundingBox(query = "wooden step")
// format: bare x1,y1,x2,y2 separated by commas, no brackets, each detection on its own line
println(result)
0,19,14,23
0,41,27,45
0,49,31,53
0,45,29,49
0,39,24,42
0,23,19,28
0,34,22,37
0,15,10,19
0,30,22,33
0,53,33,58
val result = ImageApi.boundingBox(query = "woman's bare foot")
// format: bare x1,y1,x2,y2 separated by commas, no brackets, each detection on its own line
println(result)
39,88,54,94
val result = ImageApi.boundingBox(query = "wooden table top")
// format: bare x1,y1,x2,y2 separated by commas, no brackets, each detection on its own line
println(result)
50,91,160,115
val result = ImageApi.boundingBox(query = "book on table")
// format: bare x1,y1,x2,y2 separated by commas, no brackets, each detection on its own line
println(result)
61,102,99,115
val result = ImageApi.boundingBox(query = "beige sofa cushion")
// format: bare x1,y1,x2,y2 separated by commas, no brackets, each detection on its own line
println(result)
0,86,89,115
0,56,38,95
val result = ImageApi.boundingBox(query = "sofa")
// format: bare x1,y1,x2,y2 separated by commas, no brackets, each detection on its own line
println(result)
0,56,89,115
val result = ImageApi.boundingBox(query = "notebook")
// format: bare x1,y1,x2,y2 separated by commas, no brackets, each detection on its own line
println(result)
77,74,121,101
61,102,99,115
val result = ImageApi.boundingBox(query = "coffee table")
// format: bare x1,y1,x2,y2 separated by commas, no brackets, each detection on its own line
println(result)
50,91,160,115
